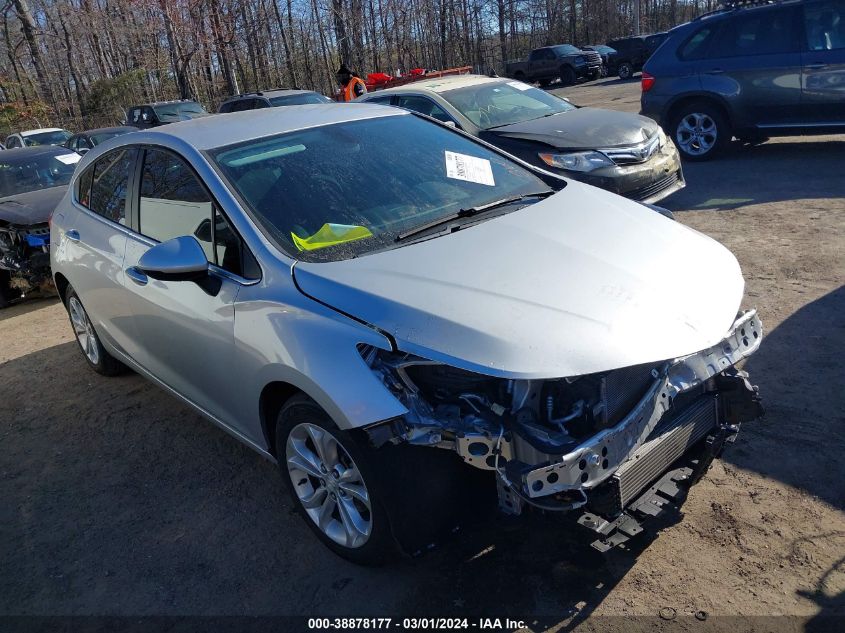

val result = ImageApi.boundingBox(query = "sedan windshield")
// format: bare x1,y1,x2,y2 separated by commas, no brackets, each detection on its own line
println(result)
0,151,79,197
269,93,332,106
211,114,552,262
441,81,576,129
90,130,131,145
23,130,72,146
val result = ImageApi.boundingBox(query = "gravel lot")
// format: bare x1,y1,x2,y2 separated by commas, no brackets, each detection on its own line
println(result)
1,78,843,630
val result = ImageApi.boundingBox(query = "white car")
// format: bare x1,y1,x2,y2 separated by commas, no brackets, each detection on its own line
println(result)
5,128,72,149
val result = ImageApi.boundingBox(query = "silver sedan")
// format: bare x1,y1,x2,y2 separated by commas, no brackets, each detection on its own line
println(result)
51,105,764,564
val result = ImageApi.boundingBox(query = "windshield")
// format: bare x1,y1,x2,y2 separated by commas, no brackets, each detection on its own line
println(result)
153,102,207,118
0,151,79,197
211,114,551,262
23,130,71,146
552,44,583,56
441,81,576,129
269,93,332,106
590,45,615,54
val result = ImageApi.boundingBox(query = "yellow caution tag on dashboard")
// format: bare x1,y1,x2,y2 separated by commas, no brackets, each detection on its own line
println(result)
291,223,373,251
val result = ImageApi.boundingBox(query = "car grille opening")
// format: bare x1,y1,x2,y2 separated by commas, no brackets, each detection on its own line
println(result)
628,171,682,202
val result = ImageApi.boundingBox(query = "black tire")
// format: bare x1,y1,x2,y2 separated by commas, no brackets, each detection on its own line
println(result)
617,61,634,80
559,65,576,85
64,286,125,376
538,77,551,87
276,395,494,565
0,271,13,309
669,101,732,161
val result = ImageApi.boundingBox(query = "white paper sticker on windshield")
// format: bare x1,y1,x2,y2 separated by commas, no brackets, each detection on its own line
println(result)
444,151,495,186
507,81,531,91
55,153,81,165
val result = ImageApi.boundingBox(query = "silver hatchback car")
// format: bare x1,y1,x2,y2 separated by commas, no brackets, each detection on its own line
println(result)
51,105,764,564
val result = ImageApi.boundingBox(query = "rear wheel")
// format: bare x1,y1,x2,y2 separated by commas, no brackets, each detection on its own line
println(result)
617,61,634,80
64,287,125,375
670,101,732,161
559,65,576,85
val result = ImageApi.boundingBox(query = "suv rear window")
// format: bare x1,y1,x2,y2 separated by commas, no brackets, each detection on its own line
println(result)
678,26,718,60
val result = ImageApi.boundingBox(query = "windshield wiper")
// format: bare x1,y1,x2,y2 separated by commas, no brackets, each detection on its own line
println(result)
395,190,554,243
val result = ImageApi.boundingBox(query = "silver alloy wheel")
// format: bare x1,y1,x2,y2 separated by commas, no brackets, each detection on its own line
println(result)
676,112,717,156
286,422,373,549
68,296,99,365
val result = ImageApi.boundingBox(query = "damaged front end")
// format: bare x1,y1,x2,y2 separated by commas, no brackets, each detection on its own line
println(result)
361,310,764,548
0,220,54,305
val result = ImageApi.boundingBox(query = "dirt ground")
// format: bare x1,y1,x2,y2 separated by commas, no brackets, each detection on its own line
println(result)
1,78,843,630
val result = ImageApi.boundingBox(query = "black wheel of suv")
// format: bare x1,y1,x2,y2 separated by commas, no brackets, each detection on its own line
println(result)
276,395,494,565
559,65,576,85
64,286,125,376
617,62,634,80
670,101,732,161
0,271,13,309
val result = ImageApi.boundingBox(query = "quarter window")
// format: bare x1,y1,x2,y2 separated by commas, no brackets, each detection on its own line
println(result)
710,8,799,57
679,27,717,60
138,148,251,277
88,148,138,224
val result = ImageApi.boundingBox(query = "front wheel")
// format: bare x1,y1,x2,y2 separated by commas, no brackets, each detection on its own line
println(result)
277,396,397,565
559,65,576,85
670,102,732,161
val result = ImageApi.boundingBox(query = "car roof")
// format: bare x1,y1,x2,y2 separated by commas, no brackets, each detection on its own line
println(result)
127,103,407,150
0,145,74,158
368,74,506,96
223,89,319,102
20,128,67,136
77,126,137,136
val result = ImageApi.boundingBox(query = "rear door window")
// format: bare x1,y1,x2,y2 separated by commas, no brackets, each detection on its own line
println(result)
804,0,845,50
711,8,800,56
88,148,138,224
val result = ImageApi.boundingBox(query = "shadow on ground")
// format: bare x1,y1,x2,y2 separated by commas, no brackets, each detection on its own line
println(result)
665,140,845,212
0,340,670,619
723,286,845,512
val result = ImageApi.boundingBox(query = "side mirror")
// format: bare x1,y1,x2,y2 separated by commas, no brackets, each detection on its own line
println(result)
137,235,209,281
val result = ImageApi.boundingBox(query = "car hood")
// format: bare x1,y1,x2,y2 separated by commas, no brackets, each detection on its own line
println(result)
293,182,745,379
0,185,67,225
489,108,660,150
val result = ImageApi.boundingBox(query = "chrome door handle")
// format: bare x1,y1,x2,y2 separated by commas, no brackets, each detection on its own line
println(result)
806,63,828,70
125,267,148,286
65,229,80,242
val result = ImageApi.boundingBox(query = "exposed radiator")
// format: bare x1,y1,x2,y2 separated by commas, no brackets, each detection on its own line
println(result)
592,394,719,515
602,363,660,427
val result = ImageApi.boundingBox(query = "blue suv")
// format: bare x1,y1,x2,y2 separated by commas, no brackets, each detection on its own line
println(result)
641,0,845,160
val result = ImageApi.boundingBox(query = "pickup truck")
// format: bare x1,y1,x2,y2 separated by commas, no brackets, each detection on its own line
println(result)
505,44,602,86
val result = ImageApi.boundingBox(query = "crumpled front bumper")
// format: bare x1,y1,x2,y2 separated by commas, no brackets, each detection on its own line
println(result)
522,310,763,499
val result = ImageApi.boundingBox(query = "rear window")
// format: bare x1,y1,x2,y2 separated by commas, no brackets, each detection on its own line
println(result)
678,27,718,60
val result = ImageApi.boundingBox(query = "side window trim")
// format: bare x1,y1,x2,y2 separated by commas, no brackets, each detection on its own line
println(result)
130,144,261,283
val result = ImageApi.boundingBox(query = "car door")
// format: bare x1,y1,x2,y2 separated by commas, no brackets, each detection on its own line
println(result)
121,146,257,426
801,0,845,124
54,147,138,355
702,5,803,127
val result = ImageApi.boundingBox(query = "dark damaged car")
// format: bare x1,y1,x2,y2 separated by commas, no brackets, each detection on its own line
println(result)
358,75,685,203
0,146,79,307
